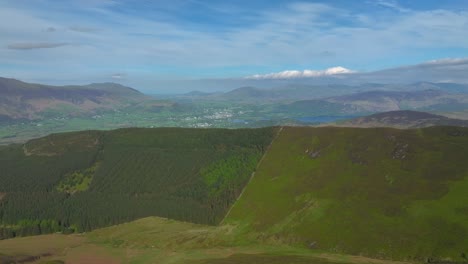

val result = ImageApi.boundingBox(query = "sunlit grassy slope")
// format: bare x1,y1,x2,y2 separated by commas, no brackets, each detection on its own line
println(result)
225,126,468,261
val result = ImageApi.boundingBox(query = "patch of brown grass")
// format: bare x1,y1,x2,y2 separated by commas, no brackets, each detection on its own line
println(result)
0,234,85,256
63,244,122,264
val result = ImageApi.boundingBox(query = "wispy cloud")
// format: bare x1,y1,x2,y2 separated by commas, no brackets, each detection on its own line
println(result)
7,42,69,50
373,0,410,12
0,0,467,90
111,73,126,79
349,57,468,84
45,27,56,32
69,26,99,33
420,58,468,66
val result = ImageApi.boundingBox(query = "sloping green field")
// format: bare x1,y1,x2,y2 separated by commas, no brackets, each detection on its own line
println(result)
225,126,468,260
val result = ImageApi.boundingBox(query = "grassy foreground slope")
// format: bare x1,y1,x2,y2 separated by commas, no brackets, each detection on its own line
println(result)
0,127,276,237
225,126,468,261
0,216,408,264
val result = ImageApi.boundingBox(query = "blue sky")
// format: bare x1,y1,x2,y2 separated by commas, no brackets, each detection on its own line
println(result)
1,0,468,91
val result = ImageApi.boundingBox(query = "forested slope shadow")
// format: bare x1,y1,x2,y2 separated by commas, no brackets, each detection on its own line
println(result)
0,127,277,239
225,126,468,261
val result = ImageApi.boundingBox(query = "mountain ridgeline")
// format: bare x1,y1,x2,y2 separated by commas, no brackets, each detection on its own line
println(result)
0,77,148,121
1,126,468,261
185,82,468,103
280,88,468,116
338,110,468,128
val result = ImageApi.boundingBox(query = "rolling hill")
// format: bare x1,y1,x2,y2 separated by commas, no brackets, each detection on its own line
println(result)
0,77,149,121
338,110,468,128
1,126,468,262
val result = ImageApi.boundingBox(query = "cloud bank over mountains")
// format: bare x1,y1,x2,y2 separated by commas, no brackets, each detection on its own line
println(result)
355,58,468,83
243,58,468,83
125,57,468,93
246,67,354,79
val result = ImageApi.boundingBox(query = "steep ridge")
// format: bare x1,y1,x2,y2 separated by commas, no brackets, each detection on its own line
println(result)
225,126,468,260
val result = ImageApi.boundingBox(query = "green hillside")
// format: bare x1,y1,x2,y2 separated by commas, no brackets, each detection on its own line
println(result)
1,126,468,262
225,126,468,261
0,127,276,238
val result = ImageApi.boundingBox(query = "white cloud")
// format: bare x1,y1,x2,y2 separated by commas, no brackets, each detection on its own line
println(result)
246,67,355,79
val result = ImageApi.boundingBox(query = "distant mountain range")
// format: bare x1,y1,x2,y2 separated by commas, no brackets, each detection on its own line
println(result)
3,76,468,124
189,84,360,102
337,110,468,128
276,89,468,119
325,89,468,113
217,85,356,101
175,83,468,117
180,82,468,103
0,77,148,121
